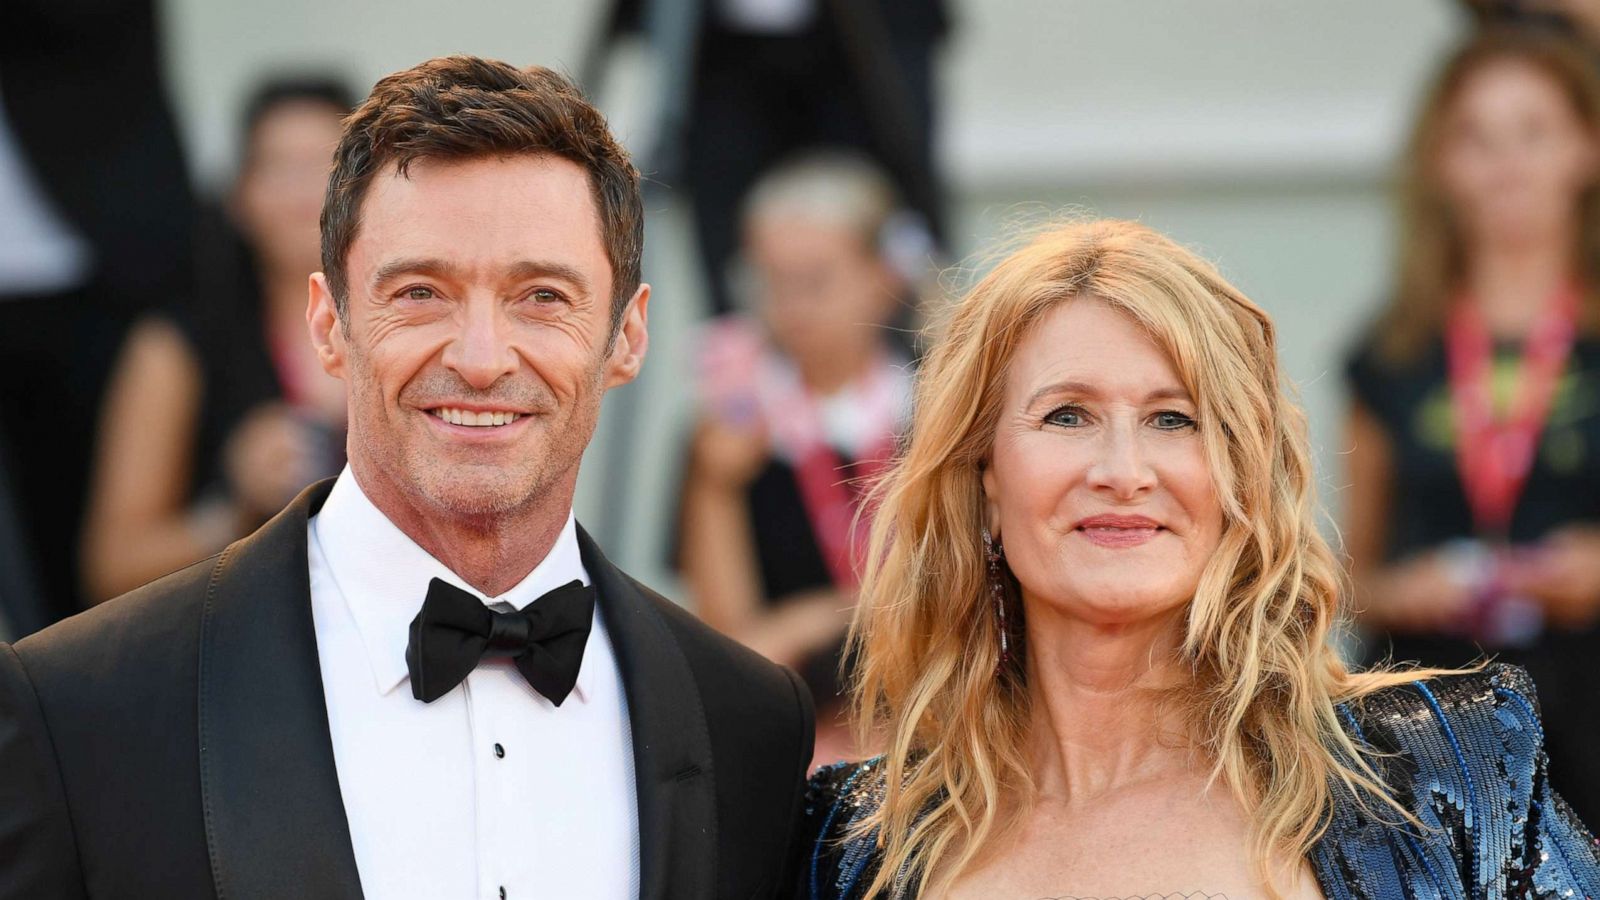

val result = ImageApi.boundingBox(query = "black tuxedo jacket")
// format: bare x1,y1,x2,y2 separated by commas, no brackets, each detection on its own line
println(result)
0,481,814,899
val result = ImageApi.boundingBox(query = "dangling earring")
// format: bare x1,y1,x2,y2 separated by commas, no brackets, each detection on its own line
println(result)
982,527,1011,668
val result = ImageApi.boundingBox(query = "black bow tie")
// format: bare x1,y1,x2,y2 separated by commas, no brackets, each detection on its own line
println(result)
405,577,596,706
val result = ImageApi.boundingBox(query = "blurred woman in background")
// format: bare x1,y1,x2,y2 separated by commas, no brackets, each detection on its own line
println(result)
1344,29,1600,820
81,78,351,601
678,151,914,764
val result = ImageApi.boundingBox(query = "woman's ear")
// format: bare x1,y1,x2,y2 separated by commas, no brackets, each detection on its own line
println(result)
980,462,1001,543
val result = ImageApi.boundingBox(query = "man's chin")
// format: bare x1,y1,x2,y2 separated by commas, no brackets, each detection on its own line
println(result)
413,467,543,520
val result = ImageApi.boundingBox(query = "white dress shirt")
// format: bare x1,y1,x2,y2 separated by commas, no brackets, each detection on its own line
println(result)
307,468,639,900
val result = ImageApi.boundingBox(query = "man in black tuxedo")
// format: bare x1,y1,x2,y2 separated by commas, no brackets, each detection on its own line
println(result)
0,56,814,899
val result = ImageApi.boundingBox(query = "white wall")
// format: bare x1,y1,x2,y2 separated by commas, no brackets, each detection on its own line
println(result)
157,0,1471,582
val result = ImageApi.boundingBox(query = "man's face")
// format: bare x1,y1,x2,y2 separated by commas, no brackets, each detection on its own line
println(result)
309,154,648,524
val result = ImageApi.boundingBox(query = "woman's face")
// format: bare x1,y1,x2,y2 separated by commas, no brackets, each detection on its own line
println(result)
983,298,1224,627
743,213,898,371
235,99,345,275
1437,58,1598,249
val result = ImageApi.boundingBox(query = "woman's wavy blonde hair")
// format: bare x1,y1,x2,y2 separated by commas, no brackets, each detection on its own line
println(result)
848,219,1428,897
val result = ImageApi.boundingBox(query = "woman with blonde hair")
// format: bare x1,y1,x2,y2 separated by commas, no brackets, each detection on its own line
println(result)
800,219,1599,897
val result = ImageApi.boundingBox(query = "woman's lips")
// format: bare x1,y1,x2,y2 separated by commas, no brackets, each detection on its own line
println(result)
1074,514,1163,548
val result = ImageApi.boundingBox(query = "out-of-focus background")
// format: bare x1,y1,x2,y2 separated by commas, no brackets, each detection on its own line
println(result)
159,0,1460,583
6,0,1600,811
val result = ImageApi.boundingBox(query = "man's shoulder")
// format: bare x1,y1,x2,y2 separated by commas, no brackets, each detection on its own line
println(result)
11,554,217,689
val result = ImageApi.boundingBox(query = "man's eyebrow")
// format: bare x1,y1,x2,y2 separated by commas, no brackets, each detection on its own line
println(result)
369,256,595,294
504,260,590,295
371,257,460,290
369,258,593,296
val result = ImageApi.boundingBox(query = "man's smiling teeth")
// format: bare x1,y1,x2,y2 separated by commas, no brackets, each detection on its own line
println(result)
431,408,522,427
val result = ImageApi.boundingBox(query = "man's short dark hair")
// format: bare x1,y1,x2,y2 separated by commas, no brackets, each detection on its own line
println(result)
320,56,643,330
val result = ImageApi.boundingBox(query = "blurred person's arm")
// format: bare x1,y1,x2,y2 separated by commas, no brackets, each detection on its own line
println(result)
679,418,849,669
79,319,222,602
1508,524,1600,628
83,318,329,601
1343,400,1475,633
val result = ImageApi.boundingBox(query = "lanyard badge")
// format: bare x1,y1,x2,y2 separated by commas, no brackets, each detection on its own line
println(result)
1444,283,1580,644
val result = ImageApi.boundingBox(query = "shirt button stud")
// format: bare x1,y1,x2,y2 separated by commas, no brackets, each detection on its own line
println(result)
494,743,505,759
499,888,506,900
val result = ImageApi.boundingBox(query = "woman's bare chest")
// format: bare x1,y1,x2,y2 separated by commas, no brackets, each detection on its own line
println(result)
944,787,1325,900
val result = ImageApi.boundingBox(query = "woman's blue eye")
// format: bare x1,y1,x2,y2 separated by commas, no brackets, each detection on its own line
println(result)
1152,411,1196,430
1044,406,1084,427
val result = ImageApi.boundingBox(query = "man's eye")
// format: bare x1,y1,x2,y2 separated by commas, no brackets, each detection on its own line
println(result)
1152,411,1196,430
402,286,436,301
530,288,563,303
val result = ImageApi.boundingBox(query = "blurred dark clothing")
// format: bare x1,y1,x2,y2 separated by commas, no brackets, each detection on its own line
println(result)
745,456,855,705
746,460,835,604
0,0,193,311
0,290,134,630
0,411,51,639
671,451,866,708
1346,335,1600,561
0,0,193,630
1345,328,1600,822
605,0,948,315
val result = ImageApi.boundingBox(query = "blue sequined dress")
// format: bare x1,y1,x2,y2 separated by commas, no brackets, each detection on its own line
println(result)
800,665,1600,898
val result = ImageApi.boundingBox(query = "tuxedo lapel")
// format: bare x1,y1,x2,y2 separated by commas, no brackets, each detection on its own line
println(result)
199,480,364,900
578,527,717,900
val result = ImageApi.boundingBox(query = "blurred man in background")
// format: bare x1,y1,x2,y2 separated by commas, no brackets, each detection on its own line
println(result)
602,0,948,316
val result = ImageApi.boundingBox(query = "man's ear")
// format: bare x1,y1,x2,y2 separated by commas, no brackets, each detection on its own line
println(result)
604,282,651,389
308,272,348,380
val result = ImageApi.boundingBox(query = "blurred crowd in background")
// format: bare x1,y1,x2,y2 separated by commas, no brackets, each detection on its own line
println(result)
3,0,1600,818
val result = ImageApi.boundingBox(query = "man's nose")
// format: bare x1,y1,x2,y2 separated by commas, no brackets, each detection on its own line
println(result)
440,300,517,391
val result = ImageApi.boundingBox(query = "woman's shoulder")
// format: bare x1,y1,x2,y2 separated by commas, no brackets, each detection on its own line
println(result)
1326,663,1600,891
1339,662,1547,805
1341,661,1542,756
800,757,890,900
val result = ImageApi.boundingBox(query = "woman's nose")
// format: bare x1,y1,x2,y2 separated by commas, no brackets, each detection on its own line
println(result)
1085,421,1157,499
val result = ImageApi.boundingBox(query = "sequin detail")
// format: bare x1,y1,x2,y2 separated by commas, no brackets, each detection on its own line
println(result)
799,664,1600,898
